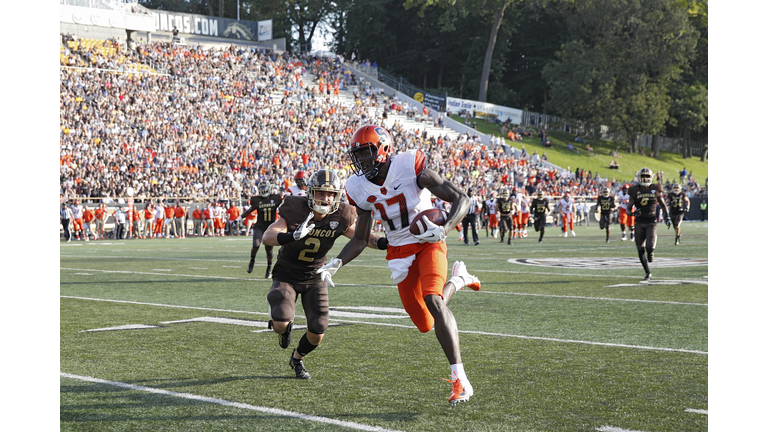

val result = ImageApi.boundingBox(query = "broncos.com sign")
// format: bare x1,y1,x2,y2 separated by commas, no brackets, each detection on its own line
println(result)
154,11,259,41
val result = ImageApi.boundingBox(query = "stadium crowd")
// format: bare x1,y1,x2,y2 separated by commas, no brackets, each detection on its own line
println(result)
60,35,706,240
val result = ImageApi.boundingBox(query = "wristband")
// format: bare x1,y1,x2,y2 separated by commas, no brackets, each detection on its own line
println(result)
377,237,389,250
277,232,296,245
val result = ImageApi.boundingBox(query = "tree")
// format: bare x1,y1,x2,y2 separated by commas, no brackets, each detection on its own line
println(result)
405,0,536,103
285,0,336,52
543,0,697,152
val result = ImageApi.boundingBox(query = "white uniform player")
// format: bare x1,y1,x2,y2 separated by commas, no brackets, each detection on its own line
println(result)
519,194,530,237
484,196,498,238
345,150,434,246
558,193,576,237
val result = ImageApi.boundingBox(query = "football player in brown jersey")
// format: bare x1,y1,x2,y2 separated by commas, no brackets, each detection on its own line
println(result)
627,168,671,281
530,190,550,243
666,183,690,245
496,189,515,245
596,187,616,243
261,169,387,380
239,182,283,278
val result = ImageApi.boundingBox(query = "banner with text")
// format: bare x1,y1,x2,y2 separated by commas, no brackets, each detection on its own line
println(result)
446,97,523,124
412,91,446,111
258,19,273,41
154,11,259,41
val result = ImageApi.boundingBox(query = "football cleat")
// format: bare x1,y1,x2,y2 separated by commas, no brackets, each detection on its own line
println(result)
247,258,255,274
474,241,480,246
443,375,472,405
265,264,272,279
642,273,652,282
675,236,680,246
269,320,292,349
289,352,311,379
606,238,610,243
451,261,481,291
570,231,576,237
563,231,568,238
538,238,542,243
630,233,635,241
621,233,627,241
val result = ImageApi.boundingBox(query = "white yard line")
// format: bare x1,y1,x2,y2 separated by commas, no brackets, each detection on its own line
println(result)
685,408,708,415
61,296,707,355
596,426,648,432
60,267,706,305
60,372,403,432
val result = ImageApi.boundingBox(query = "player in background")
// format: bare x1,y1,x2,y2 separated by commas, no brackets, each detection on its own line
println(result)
319,125,482,405
287,171,309,197
518,191,530,238
558,191,576,237
484,192,499,239
262,169,387,380
617,184,635,241
530,190,550,243
497,189,516,244
627,168,671,281
596,187,616,243
71,200,84,240
239,182,283,278
666,183,690,245
510,189,521,239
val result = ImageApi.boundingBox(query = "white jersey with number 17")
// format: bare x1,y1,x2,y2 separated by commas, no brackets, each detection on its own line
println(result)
345,149,432,247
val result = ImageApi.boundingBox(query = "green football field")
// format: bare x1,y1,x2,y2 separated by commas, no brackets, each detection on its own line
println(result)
60,222,708,431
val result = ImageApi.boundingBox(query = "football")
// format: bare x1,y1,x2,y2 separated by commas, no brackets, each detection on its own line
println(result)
409,208,449,235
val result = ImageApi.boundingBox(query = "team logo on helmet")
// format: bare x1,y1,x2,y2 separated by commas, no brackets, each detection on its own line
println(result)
308,169,343,214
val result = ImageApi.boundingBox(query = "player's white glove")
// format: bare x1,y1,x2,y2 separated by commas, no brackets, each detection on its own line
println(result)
664,215,671,229
293,211,315,241
316,257,342,287
413,216,447,243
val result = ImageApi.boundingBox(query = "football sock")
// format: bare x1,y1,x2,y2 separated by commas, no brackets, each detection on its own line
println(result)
296,333,318,357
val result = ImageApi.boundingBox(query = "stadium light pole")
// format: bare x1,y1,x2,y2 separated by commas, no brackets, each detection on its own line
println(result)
237,0,240,20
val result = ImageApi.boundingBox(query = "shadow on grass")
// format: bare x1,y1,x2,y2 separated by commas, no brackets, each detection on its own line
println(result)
61,278,245,285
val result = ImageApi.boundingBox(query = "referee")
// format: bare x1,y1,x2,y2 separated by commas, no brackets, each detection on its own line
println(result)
61,202,73,242
461,189,481,246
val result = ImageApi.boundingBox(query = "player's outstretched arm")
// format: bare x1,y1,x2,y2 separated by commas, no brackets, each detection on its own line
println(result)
261,217,288,246
417,169,470,231
336,207,376,264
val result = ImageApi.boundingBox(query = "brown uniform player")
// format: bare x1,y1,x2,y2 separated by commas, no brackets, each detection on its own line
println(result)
530,190,550,243
497,189,516,245
627,168,671,281
666,183,690,245
261,169,387,379
596,187,616,243
239,182,283,278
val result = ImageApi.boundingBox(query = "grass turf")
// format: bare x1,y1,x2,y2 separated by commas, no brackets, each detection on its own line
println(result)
450,115,708,185
61,222,707,431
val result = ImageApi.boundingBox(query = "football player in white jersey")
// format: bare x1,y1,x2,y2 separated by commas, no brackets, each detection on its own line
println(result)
287,171,309,197
484,192,499,239
558,192,576,237
317,125,481,406
617,184,635,241
518,192,530,238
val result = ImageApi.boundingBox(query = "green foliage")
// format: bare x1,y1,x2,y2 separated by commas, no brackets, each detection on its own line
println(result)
543,0,697,144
